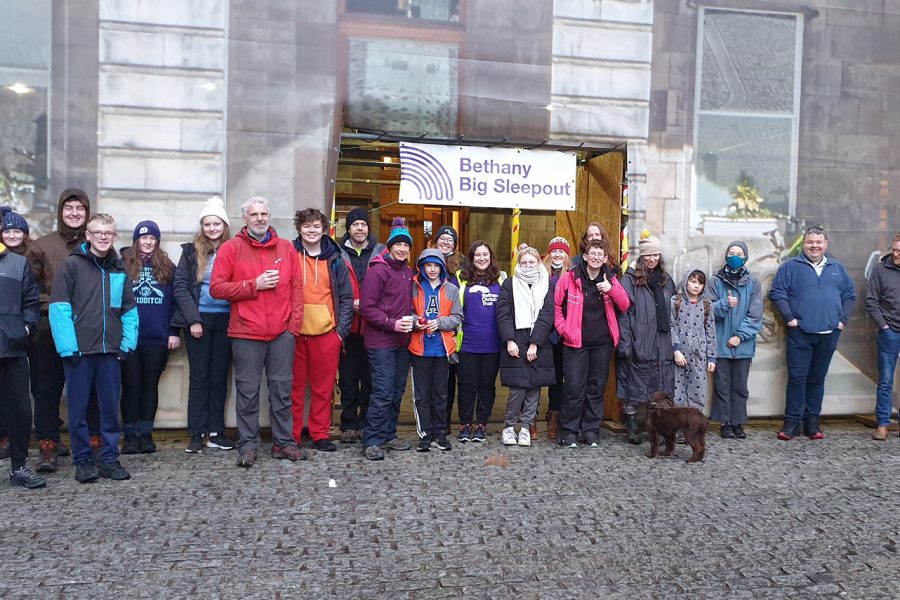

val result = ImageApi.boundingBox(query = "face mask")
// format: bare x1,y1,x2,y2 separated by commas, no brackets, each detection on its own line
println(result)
726,255,745,270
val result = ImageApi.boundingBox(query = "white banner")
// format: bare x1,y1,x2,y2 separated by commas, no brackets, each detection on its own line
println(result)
399,143,576,210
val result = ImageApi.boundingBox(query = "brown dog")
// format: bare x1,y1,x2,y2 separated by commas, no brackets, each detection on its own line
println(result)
645,392,708,463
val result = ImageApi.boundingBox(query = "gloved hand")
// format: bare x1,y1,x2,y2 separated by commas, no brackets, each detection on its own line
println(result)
117,349,131,362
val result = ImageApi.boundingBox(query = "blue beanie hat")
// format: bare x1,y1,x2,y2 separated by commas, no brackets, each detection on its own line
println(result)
386,217,412,248
133,220,161,242
0,207,29,235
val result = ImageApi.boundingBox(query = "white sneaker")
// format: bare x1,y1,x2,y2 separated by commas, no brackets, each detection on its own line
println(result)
501,427,517,446
517,427,531,447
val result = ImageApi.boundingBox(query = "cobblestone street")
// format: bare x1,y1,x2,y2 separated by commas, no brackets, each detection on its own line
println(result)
3,421,899,599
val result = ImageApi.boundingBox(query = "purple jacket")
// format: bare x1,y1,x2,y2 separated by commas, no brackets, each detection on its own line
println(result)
359,252,414,349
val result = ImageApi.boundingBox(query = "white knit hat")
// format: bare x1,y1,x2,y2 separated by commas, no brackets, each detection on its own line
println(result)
199,196,229,225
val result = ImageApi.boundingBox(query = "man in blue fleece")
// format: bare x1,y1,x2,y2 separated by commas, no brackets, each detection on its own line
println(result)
769,226,855,441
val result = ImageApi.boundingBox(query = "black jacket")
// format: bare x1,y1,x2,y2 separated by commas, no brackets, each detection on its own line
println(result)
172,242,203,328
495,277,557,389
0,245,39,358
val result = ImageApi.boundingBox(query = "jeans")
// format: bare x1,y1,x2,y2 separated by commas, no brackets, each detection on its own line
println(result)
784,328,840,426
874,328,900,426
363,347,410,448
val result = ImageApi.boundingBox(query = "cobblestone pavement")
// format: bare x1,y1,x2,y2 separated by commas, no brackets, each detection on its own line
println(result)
2,421,899,599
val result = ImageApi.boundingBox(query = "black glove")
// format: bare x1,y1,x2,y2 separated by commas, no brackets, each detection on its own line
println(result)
117,349,131,362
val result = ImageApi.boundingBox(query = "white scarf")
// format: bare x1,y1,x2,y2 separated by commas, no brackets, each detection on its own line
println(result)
513,263,549,330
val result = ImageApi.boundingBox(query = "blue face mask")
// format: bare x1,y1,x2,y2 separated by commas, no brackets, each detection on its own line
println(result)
726,255,745,270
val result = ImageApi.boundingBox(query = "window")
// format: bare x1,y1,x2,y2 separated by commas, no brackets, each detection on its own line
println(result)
694,8,802,217
345,0,461,23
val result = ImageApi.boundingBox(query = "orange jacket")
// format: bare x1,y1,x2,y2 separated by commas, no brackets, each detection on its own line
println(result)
408,275,463,357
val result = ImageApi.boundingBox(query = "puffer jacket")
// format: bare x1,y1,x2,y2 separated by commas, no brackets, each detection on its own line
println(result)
706,267,763,359
496,276,557,389
0,243,39,357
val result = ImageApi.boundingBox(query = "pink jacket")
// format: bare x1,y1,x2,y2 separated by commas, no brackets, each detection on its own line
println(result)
554,269,630,348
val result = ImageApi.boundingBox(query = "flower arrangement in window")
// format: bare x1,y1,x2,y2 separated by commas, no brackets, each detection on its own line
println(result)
727,172,773,219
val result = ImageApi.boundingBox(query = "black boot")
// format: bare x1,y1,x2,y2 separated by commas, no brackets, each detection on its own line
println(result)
138,432,157,454
625,414,641,445
121,433,140,455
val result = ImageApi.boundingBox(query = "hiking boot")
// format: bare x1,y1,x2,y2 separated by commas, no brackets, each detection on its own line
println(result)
35,440,58,473
471,424,486,442
185,434,204,453
9,466,47,489
529,422,538,441
625,414,641,445
732,424,747,439
501,427,517,446
90,435,102,456
236,449,256,468
416,436,431,452
271,444,309,461
121,434,140,454
74,462,99,483
720,424,735,439
457,424,472,443
517,427,532,447
432,436,452,451
0,435,9,460
206,433,235,450
873,425,888,441
364,445,385,461
546,410,559,441
138,433,157,454
385,438,412,451
98,460,131,481
313,439,337,452
339,429,357,444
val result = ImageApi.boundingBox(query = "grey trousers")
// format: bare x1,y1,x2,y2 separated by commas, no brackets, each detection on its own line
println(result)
504,387,541,428
232,332,296,452
710,358,751,425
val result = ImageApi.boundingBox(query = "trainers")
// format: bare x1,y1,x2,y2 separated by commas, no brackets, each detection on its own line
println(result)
138,433,157,454
9,466,47,489
364,445,385,461
501,427,517,446
385,438,412,451
74,462,99,483
271,444,310,461
732,424,747,439
236,449,256,468
517,427,532,447
0,435,9,460
185,434,204,453
432,436,452,451
720,424,735,439
471,424,486,442
584,434,599,448
416,437,431,452
457,424,472,443
804,420,824,440
35,440,58,473
777,421,801,441
121,434,140,455
339,429,357,444
98,460,131,480
313,439,337,452
206,433,235,450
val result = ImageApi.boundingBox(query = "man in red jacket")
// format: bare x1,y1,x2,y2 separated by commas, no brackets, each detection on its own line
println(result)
210,196,307,468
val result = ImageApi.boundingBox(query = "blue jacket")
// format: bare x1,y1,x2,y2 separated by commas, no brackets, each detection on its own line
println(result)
768,254,855,334
0,244,39,358
706,268,763,359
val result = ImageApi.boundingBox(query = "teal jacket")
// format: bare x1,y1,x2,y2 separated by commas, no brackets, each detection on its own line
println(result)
705,268,762,359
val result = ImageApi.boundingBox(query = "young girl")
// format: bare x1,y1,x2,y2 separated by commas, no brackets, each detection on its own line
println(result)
496,247,556,447
670,268,717,410
542,236,571,440
173,199,234,453
120,221,180,454
456,240,505,443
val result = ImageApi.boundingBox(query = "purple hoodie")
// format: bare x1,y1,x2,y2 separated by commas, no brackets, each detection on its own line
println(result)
359,251,414,349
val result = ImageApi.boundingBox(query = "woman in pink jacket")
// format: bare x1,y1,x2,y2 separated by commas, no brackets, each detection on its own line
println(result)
553,239,630,448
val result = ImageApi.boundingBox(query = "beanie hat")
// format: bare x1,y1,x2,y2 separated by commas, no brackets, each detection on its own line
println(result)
198,196,229,225
133,220,161,242
638,230,662,257
547,236,570,255
345,207,370,231
386,217,412,248
725,240,749,261
434,225,458,247
0,206,29,235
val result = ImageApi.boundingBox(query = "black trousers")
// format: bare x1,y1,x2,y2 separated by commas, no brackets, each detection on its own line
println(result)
444,362,458,427
121,344,169,433
559,345,613,442
185,312,232,436
547,341,564,412
411,355,449,438
338,332,371,431
456,351,500,425
0,357,32,469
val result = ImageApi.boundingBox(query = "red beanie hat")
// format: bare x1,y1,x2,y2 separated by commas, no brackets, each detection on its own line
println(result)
547,236,571,255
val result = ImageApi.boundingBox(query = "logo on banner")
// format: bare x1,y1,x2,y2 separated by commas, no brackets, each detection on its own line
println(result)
400,145,455,202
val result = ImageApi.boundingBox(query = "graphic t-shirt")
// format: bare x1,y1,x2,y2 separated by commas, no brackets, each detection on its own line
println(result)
133,265,174,346
461,281,501,353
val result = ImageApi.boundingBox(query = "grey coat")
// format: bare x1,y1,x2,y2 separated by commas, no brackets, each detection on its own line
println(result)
866,254,900,332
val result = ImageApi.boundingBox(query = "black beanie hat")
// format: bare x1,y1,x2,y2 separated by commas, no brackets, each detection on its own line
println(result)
434,225,458,247
345,207,370,231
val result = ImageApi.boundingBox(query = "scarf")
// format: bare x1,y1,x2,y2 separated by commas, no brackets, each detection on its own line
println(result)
513,264,549,331
647,267,670,333
139,251,154,266
723,265,746,281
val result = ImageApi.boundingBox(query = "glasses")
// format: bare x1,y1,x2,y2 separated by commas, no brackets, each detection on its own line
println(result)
88,230,116,239
804,226,825,236
586,252,605,259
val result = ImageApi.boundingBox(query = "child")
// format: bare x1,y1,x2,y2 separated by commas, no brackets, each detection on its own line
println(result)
120,221,180,454
670,268,717,411
49,213,138,483
409,249,462,452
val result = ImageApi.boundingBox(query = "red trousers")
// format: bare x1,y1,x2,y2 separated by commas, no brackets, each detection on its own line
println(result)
291,331,341,442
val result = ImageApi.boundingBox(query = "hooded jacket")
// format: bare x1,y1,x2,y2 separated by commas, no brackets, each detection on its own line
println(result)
769,253,855,333
359,250,413,350
48,242,138,357
706,261,763,360
670,268,717,362
554,260,629,349
0,243,39,358
865,253,900,332
27,188,91,319
294,234,354,340
210,227,303,341
409,249,463,358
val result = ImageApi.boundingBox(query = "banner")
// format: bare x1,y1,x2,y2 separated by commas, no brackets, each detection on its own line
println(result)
399,143,576,211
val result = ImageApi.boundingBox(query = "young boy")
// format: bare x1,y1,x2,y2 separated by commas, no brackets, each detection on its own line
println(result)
671,268,717,410
50,213,138,483
409,249,463,452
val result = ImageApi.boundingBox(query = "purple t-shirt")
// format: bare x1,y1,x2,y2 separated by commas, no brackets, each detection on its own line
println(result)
461,281,501,353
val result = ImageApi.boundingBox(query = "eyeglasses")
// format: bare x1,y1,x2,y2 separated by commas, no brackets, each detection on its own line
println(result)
88,230,116,239
586,252,605,259
804,226,825,236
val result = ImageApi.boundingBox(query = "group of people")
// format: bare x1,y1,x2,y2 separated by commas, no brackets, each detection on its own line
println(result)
1,189,898,486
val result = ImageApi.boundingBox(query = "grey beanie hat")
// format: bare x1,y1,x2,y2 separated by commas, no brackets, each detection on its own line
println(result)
725,240,749,260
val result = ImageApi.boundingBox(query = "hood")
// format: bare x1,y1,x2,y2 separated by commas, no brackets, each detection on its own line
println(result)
416,248,447,283
294,233,340,260
882,253,900,271
677,266,707,296
56,188,91,242
237,226,279,247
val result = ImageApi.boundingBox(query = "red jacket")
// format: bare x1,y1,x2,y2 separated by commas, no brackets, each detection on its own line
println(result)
554,269,630,348
210,227,303,341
